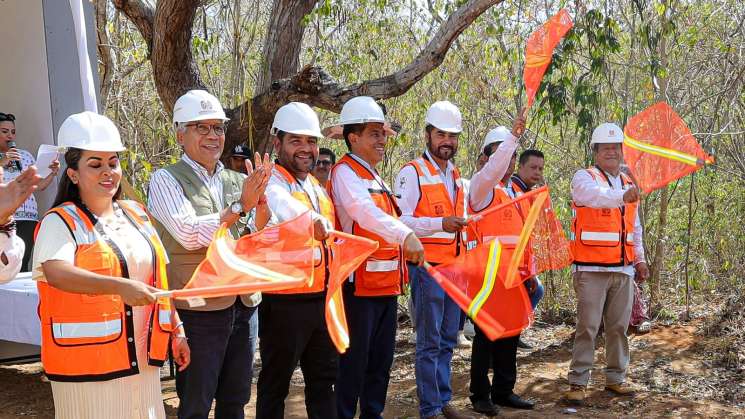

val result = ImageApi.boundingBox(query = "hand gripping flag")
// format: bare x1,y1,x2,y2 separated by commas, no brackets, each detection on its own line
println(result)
523,9,574,109
156,212,317,301
324,231,379,353
427,187,550,340
623,102,714,193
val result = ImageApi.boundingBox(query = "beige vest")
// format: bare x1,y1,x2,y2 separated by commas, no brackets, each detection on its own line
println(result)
153,159,261,311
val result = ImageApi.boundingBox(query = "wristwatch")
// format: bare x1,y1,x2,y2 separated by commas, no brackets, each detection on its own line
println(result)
230,201,246,217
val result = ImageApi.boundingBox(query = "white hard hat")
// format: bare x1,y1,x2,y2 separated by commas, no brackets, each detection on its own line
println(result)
58,111,125,152
172,89,229,124
425,101,462,133
338,96,386,125
482,126,513,152
590,122,624,145
271,102,323,138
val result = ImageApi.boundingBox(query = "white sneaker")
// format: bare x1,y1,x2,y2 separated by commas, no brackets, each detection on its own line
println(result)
463,318,476,338
457,331,472,348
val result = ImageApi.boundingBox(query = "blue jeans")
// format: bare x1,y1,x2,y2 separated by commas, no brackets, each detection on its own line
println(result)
525,277,545,310
176,300,258,419
409,263,461,418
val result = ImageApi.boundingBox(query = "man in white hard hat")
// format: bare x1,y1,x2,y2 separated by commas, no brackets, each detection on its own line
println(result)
467,118,542,416
255,102,338,419
393,101,470,419
147,89,272,418
564,123,649,404
326,96,425,419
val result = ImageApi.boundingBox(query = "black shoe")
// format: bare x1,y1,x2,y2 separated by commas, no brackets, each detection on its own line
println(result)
471,399,499,416
517,337,533,351
494,393,535,410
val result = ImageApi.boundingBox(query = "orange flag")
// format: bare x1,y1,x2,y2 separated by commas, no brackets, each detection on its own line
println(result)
623,102,714,194
523,9,574,109
161,212,316,301
427,187,550,340
325,231,379,353
532,194,573,274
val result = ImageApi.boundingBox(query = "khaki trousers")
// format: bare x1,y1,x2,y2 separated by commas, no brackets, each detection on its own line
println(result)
568,271,634,386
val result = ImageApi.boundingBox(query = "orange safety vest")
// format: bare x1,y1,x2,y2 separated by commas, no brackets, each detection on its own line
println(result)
571,167,637,267
35,200,172,382
468,180,533,278
268,165,336,295
328,154,406,297
402,155,466,264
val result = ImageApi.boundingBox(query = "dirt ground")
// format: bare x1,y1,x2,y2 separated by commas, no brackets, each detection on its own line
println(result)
2,316,744,418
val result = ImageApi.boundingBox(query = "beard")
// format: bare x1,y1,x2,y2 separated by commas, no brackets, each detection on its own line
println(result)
428,140,457,161
280,148,315,176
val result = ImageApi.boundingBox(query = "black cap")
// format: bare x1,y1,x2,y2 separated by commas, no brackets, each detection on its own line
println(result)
230,144,252,158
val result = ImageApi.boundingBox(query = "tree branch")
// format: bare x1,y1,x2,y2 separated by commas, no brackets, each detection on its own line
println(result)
256,0,320,94
111,0,154,52
95,0,115,110
227,0,503,152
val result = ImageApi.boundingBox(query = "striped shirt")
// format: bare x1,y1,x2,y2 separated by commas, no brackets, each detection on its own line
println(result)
148,155,245,251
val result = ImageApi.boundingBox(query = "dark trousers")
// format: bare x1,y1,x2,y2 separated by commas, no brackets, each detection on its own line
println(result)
256,295,338,419
336,282,398,419
469,326,520,404
176,300,258,419
16,220,36,272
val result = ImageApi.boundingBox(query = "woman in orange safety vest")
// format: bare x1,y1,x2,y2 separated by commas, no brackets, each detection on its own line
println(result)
32,112,190,419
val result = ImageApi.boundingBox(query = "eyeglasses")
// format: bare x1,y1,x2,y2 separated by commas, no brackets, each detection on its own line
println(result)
0,113,16,123
187,122,225,136
316,160,333,167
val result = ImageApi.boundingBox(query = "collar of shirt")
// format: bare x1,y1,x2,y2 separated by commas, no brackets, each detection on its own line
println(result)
181,154,225,183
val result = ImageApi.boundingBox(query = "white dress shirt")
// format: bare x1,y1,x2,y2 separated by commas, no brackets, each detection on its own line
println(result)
0,232,24,284
331,154,411,245
394,150,460,237
265,167,333,231
468,135,519,212
148,155,238,251
571,168,646,277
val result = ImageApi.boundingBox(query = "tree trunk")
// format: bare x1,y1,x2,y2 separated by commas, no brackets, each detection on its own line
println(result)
112,0,504,155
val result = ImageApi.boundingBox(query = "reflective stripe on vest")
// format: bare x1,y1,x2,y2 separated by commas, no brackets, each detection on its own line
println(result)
571,168,637,266
366,260,399,272
327,154,404,297
52,318,122,342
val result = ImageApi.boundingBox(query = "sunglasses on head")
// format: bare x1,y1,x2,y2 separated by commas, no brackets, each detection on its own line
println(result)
0,113,16,123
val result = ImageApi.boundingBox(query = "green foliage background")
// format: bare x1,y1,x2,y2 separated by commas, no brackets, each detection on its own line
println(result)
101,0,744,316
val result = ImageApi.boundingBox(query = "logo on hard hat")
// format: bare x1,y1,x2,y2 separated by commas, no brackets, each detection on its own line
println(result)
200,100,213,111
609,130,615,135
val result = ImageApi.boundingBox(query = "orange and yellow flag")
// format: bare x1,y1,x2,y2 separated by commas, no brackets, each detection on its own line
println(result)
623,102,714,193
428,187,553,340
523,9,574,109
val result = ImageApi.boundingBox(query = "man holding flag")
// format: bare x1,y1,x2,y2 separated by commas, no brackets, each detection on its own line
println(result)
394,101,473,419
148,90,271,419
564,123,649,404
328,96,425,419
465,117,534,415
255,102,338,419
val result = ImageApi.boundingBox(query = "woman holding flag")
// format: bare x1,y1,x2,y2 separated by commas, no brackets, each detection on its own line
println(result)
32,112,190,419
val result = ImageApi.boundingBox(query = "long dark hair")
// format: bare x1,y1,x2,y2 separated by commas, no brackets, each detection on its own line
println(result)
53,147,122,207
